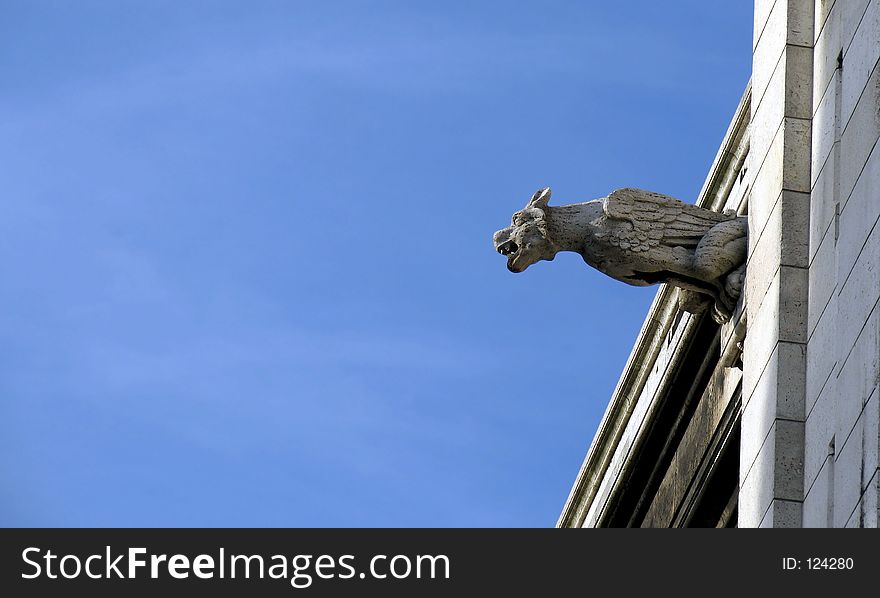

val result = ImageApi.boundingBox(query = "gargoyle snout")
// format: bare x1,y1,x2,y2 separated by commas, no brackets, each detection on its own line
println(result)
493,227,518,251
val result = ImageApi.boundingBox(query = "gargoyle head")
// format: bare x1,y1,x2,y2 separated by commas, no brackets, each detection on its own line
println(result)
493,188,558,273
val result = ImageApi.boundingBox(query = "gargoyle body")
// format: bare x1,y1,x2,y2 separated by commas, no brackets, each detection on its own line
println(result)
493,188,748,322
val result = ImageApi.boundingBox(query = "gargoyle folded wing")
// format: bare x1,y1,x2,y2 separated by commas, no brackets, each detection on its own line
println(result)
600,188,734,252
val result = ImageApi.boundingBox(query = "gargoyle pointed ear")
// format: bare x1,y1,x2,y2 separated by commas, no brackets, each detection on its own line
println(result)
527,187,551,209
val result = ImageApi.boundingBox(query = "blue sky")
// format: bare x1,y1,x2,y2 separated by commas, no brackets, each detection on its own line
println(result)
0,1,752,526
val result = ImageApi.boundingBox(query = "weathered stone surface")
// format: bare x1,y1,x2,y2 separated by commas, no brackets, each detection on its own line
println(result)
814,0,837,45
760,498,803,527
846,471,879,527
740,419,805,527
806,292,837,413
743,342,806,473
813,1,840,120
811,68,837,188
842,0,872,53
809,150,837,260
835,306,879,441
840,56,880,204
838,141,880,277
804,382,835,488
493,188,748,322
834,412,866,526
807,221,836,336
803,456,832,527
842,0,880,124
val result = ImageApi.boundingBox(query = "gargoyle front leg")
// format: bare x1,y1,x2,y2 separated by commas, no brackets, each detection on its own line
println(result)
692,217,748,283
723,262,746,307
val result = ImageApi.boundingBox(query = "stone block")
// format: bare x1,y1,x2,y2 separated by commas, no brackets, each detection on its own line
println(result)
751,132,785,243
813,0,841,114
746,270,781,376
836,312,879,452
838,141,880,277
809,142,837,260
786,44,815,120
748,191,810,308
814,0,838,42
751,118,811,246
833,412,864,526
804,387,835,489
760,499,803,527
842,0,880,124
746,265,807,388
780,265,809,342
755,0,785,52
835,224,880,361
807,224,837,337
844,471,878,527
740,419,805,527
840,59,880,203
810,68,838,189
787,0,816,46
752,66,786,174
803,456,832,526
743,342,806,473
782,117,813,193
842,0,872,50
806,293,838,412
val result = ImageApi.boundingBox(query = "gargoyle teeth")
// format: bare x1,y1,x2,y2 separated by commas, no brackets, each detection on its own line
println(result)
497,240,518,256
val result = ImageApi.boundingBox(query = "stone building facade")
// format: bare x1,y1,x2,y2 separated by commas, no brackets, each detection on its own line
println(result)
558,0,880,528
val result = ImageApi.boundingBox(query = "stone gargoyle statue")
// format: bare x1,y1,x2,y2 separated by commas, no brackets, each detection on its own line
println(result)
493,187,748,323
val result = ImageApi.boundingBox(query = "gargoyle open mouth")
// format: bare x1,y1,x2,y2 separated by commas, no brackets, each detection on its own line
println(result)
495,240,521,272
496,240,518,257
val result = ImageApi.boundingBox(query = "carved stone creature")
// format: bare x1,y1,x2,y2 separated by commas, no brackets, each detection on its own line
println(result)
493,187,748,322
